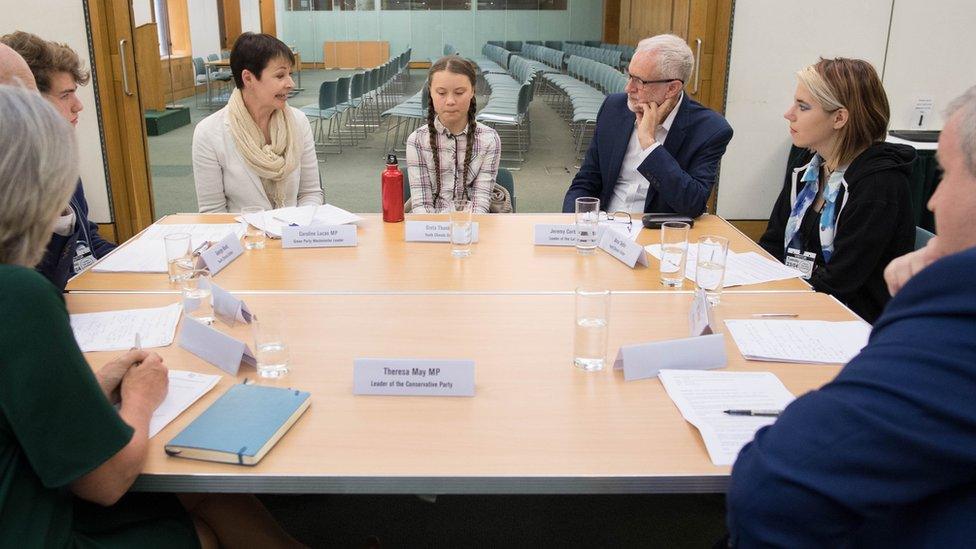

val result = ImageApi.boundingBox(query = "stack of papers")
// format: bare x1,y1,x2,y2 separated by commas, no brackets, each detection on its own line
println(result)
724,319,872,364
658,369,795,465
93,224,244,273
150,370,221,437
645,244,803,287
239,204,363,238
70,303,183,352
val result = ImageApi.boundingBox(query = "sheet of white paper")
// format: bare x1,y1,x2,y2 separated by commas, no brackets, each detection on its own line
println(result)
70,303,182,352
149,370,221,438
658,369,795,466
240,204,363,238
645,244,803,287
92,224,244,273
724,319,872,364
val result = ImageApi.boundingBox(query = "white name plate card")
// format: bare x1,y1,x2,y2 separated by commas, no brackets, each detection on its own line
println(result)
205,280,252,326
353,358,475,397
199,232,244,275
404,221,480,243
599,230,649,268
689,289,716,336
178,317,256,376
613,334,727,382
281,225,358,248
534,224,578,246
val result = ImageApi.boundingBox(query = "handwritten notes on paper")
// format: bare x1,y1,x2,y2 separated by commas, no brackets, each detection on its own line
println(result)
150,370,220,438
658,369,795,465
724,320,872,364
70,303,182,352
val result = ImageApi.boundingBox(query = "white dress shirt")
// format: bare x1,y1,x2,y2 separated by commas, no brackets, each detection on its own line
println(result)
608,93,683,213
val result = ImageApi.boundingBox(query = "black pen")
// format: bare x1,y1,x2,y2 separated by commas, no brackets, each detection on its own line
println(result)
724,409,782,417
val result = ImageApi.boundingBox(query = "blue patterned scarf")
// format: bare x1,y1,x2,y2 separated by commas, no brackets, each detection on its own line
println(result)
783,154,847,263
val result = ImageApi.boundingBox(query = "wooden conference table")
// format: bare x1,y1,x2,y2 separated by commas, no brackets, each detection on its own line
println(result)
67,213,810,294
68,212,843,494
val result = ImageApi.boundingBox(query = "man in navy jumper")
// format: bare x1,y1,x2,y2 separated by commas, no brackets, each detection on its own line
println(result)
726,85,976,547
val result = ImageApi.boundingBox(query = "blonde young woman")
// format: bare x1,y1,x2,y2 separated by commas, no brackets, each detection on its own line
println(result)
193,32,322,213
759,58,915,322
405,56,501,213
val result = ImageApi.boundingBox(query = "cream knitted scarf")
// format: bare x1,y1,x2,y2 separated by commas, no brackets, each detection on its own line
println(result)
227,88,299,208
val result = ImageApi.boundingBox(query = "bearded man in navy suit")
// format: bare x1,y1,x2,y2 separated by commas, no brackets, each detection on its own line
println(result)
562,34,733,217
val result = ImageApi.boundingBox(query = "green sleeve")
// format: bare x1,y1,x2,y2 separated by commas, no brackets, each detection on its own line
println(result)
0,266,133,488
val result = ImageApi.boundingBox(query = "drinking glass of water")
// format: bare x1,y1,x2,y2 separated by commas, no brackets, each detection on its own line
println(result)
695,235,729,305
241,206,267,250
574,288,610,371
164,232,192,283
575,197,600,255
450,199,473,258
659,221,690,288
181,270,214,325
253,311,290,378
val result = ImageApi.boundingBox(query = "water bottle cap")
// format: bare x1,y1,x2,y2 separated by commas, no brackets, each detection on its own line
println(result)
386,153,398,165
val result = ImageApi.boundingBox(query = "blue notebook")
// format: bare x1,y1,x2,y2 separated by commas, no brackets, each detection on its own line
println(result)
165,383,311,465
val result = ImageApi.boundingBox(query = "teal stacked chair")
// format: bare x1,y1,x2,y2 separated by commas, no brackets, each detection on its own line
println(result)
300,80,342,157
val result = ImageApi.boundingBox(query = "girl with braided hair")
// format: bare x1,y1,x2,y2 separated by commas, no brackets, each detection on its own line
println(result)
405,56,501,213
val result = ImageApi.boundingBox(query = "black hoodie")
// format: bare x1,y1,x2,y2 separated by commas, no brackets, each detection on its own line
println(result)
759,142,917,322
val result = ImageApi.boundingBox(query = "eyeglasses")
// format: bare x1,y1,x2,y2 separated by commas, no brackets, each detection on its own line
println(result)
627,75,683,89
599,210,634,230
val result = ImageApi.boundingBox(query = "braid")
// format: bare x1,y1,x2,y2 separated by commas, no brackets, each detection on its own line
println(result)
462,96,477,200
426,94,442,206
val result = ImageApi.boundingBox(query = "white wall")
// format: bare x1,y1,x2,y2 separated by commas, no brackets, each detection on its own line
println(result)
133,0,154,26
883,0,976,131
717,0,893,220
241,0,263,33
0,0,113,222
189,0,222,59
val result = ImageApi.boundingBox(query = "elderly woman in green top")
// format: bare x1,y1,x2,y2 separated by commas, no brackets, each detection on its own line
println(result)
0,84,304,547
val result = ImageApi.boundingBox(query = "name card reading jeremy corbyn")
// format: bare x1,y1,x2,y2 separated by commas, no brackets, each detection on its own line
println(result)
281,225,357,248
199,232,244,275
534,224,578,246
404,221,480,243
599,229,649,268
353,358,475,397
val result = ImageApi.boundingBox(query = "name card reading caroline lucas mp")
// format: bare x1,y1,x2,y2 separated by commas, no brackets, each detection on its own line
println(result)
353,358,475,396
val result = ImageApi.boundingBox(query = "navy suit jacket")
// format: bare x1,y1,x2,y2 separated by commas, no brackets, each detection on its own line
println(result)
562,93,733,216
36,181,116,291
727,247,976,548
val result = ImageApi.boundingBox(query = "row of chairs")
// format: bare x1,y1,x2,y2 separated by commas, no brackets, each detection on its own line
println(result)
477,56,547,166
520,43,567,71
542,55,628,159
562,43,623,69
471,44,511,76
301,49,412,159
192,52,233,109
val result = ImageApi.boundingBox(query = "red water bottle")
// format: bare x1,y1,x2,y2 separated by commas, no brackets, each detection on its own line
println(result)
382,153,404,223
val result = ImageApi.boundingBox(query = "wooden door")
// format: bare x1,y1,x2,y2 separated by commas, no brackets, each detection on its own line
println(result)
86,0,155,240
222,0,243,50
260,0,277,37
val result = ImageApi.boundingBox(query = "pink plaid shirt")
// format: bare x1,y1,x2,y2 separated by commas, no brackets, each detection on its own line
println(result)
405,117,501,213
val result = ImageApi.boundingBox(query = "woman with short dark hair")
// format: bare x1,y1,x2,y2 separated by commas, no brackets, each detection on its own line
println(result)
759,58,915,322
193,32,323,213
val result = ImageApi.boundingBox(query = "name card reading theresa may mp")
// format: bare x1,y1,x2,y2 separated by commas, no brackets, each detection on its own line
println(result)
353,358,475,396
281,225,358,248
404,221,480,243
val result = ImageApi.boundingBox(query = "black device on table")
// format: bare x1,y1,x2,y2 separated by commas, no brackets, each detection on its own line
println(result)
642,213,695,229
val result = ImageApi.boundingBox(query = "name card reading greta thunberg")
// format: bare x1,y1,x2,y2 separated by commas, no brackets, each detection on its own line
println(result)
534,224,578,246
353,358,475,397
404,221,480,243
599,229,649,268
281,225,358,248
199,232,244,275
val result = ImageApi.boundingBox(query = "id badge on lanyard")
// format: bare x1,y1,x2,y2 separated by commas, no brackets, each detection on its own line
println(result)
785,247,816,280
72,242,96,273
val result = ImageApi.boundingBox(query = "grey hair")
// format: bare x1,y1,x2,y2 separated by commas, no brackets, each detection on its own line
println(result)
636,34,694,83
945,85,976,178
0,84,78,267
